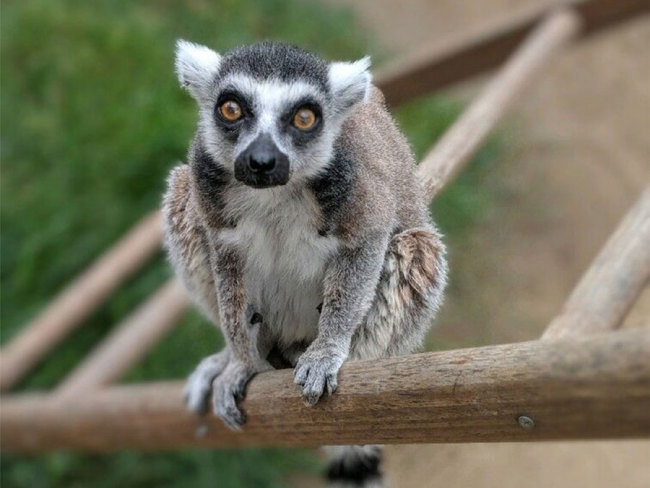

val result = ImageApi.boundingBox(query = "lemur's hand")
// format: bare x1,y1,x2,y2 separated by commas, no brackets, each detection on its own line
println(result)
184,349,271,430
294,341,346,406
211,358,272,430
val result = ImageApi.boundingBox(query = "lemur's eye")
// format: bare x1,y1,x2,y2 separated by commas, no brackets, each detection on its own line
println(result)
219,100,242,122
293,107,316,131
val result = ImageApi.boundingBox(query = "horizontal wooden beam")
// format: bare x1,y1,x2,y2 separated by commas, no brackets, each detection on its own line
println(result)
416,9,581,199
375,0,650,106
543,188,650,339
56,279,189,397
0,212,163,391
2,328,648,453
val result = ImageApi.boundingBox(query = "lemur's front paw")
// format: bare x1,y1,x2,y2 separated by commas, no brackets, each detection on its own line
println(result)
184,349,230,414
293,344,345,406
212,359,271,430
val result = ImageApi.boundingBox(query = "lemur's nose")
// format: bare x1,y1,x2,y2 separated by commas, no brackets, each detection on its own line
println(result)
234,133,291,187
248,154,276,173
246,135,280,173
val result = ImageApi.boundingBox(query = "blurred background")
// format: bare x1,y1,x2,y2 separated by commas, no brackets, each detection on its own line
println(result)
1,0,648,487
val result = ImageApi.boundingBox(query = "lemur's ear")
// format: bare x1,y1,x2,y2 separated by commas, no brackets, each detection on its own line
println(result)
175,39,221,101
328,57,372,111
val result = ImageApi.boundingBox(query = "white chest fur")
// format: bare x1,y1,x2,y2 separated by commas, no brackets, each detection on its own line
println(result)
218,184,339,344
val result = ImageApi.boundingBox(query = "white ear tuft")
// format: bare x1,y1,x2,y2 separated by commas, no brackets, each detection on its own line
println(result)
175,39,221,101
328,56,372,110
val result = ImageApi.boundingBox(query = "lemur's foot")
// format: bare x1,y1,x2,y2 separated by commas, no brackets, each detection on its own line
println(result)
184,348,231,414
293,343,345,406
212,359,271,430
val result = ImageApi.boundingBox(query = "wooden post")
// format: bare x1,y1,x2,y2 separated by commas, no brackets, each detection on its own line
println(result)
0,212,163,391
1,329,648,452
543,189,650,339
416,9,582,200
56,279,190,397
375,0,650,106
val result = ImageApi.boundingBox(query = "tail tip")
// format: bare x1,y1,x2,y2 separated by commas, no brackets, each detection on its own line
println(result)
326,449,383,487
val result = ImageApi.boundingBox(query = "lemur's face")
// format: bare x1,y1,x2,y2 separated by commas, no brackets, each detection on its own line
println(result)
175,41,371,188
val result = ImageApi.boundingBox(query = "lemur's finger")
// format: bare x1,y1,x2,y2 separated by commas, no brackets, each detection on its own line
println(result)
213,378,246,430
326,372,338,395
293,362,310,386
221,407,245,431
302,372,326,406
215,398,245,430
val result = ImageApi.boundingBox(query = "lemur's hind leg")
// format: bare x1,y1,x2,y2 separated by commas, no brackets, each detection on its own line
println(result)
350,226,447,361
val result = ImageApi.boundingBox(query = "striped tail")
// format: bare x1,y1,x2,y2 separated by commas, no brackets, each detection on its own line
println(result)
324,445,384,487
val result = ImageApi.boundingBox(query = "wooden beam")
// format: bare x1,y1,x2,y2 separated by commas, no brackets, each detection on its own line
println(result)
416,9,581,200
375,0,650,106
543,189,650,339
2,328,648,453
56,279,189,397
0,212,163,391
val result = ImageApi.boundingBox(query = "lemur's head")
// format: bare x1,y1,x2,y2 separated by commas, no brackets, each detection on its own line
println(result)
175,40,371,189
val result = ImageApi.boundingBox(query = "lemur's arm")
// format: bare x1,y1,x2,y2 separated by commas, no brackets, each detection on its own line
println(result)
207,239,270,428
210,244,255,359
294,230,390,405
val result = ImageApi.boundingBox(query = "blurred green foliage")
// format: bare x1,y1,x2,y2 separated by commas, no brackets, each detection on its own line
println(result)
1,0,501,487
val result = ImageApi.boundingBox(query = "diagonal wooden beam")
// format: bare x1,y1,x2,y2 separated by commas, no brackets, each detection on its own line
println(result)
375,0,650,106
56,279,190,397
0,212,163,391
543,189,650,339
2,328,648,452
416,9,581,200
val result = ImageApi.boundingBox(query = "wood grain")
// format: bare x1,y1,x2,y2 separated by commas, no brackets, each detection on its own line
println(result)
375,0,650,106
543,189,650,339
2,328,648,453
0,212,163,391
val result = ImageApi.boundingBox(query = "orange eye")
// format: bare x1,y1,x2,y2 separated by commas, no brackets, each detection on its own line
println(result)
219,100,242,122
293,107,316,131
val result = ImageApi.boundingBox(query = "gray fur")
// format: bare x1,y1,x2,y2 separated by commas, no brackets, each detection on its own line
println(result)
218,42,329,92
164,40,447,481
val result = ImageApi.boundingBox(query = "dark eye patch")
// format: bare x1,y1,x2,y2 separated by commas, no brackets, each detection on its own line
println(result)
214,90,255,141
282,97,323,146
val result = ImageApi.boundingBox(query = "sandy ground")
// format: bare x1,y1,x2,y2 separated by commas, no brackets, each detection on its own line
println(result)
303,1,649,486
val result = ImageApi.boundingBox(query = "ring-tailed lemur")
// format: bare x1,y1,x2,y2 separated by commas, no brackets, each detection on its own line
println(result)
164,40,447,487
